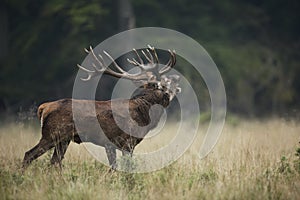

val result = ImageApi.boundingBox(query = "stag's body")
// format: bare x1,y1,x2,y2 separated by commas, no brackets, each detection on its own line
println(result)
23,87,170,169
22,45,180,170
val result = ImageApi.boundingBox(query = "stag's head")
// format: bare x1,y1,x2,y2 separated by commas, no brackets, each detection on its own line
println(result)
78,45,181,101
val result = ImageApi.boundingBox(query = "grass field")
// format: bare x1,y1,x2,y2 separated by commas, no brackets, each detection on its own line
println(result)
0,118,299,199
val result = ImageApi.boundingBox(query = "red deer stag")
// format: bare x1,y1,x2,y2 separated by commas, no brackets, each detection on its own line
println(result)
22,45,181,170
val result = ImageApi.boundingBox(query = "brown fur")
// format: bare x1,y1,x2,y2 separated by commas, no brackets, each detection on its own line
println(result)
22,86,170,170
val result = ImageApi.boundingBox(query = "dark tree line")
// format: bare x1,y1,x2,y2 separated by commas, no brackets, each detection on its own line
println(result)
0,0,299,117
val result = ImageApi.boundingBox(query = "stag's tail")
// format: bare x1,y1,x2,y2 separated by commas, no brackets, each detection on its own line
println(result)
37,102,52,128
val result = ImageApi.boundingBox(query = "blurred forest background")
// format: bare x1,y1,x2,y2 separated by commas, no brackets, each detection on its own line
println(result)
0,0,299,118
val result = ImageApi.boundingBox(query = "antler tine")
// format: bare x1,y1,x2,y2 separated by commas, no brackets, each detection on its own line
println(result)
78,46,110,81
92,63,104,72
127,48,150,72
103,51,127,74
88,46,106,72
141,50,153,64
77,61,103,81
172,50,176,65
83,46,106,73
165,50,176,69
96,54,106,70
133,48,144,65
76,47,97,81
169,50,176,64
147,45,159,63
146,49,154,63
127,57,148,72
77,64,95,73
159,49,176,75
77,63,94,81
80,74,92,81
127,49,143,67
127,58,140,66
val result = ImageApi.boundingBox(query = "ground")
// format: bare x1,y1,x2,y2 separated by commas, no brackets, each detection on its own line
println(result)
0,118,299,199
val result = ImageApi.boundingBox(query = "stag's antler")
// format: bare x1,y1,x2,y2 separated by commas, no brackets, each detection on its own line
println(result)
77,45,176,83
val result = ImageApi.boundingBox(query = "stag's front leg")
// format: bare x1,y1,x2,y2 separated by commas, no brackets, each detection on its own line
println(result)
50,140,70,168
105,144,117,170
122,149,133,157
121,147,135,171
122,137,136,157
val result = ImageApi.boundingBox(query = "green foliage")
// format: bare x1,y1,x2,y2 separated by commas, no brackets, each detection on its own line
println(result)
0,0,117,109
277,156,292,174
198,169,218,183
294,148,300,174
1,0,299,116
199,112,211,123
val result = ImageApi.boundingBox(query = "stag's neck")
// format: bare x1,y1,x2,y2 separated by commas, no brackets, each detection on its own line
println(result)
131,89,170,107
129,89,170,127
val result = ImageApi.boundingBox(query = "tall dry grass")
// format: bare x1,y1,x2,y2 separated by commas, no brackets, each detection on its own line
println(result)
0,118,299,199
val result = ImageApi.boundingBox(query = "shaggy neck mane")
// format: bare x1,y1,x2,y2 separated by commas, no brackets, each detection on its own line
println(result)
131,87,170,106
129,88,170,127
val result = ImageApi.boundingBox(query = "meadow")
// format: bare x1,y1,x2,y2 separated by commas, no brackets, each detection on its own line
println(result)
0,118,299,199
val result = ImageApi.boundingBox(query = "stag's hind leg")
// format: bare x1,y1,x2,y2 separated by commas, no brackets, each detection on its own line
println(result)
122,150,133,157
50,140,70,168
22,137,55,170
